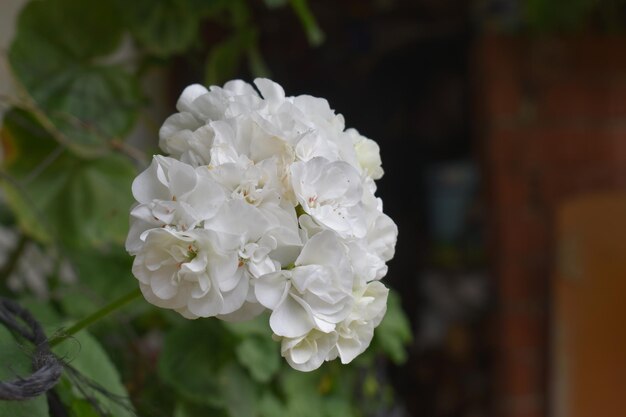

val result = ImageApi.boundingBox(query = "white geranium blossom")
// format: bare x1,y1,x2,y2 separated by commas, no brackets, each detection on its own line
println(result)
280,329,338,372
255,231,353,337
125,156,225,254
347,128,384,180
333,280,389,363
128,78,398,371
291,157,366,239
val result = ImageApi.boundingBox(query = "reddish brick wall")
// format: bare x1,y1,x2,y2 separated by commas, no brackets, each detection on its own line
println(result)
475,35,626,417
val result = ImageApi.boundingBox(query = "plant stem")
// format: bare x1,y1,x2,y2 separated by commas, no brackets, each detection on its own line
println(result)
49,287,142,348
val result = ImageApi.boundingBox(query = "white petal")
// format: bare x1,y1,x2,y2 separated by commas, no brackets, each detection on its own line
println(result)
177,84,209,113
220,274,250,315
254,78,285,102
132,157,170,203
255,272,290,309
270,294,315,337
187,284,223,317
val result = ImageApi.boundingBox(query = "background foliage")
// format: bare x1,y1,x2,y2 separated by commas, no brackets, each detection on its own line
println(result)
0,0,411,416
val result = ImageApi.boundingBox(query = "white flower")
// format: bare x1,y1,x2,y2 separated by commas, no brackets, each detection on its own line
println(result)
331,281,388,364
347,128,384,180
132,228,222,319
280,330,337,372
126,156,225,254
255,231,353,338
279,281,388,371
291,157,366,239
128,78,398,371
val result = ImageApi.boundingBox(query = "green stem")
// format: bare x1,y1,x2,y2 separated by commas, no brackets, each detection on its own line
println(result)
49,287,142,348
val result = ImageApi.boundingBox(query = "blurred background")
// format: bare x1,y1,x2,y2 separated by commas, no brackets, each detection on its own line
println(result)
1,0,626,417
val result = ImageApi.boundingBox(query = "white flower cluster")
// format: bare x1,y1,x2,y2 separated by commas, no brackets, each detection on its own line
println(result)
126,79,397,371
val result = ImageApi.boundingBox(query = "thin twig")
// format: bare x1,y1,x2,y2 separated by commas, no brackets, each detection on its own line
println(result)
49,288,142,348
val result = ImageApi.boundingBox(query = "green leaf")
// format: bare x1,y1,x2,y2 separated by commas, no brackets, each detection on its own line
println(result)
204,33,250,86
123,0,200,58
263,0,288,9
159,320,237,407
373,290,412,364
174,401,228,417
279,369,325,417
60,245,139,319
53,331,134,417
222,312,269,337
235,335,280,383
525,0,596,32
9,0,141,156
219,364,257,417
68,399,102,417
289,0,325,46
258,392,286,417
247,45,271,79
11,0,123,61
187,0,230,17
279,367,358,417
1,109,136,248
0,326,50,417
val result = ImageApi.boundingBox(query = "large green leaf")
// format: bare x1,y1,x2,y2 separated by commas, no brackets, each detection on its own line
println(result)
235,335,280,383
278,368,356,417
373,289,412,364
258,392,286,417
159,320,237,407
122,0,200,58
53,331,134,417
223,313,280,383
1,109,136,249
9,0,141,156
174,402,228,417
219,364,257,417
0,326,50,417
60,245,140,319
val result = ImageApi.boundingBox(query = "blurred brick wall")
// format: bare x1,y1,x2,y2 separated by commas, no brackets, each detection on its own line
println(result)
475,35,626,417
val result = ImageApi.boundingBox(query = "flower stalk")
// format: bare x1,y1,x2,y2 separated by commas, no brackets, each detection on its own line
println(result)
49,287,142,347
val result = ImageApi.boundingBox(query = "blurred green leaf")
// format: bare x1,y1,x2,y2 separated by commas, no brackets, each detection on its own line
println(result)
289,0,325,46
174,401,229,417
236,334,280,383
263,0,288,9
525,0,595,32
9,0,142,156
159,320,237,407
123,0,200,58
228,0,252,29
68,400,101,417
278,367,356,417
280,369,324,417
247,44,271,79
204,29,255,86
11,0,123,60
0,326,50,417
373,289,412,364
1,109,136,249
53,331,134,417
222,312,269,337
258,392,286,417
219,364,257,417
187,0,230,16
60,245,138,319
